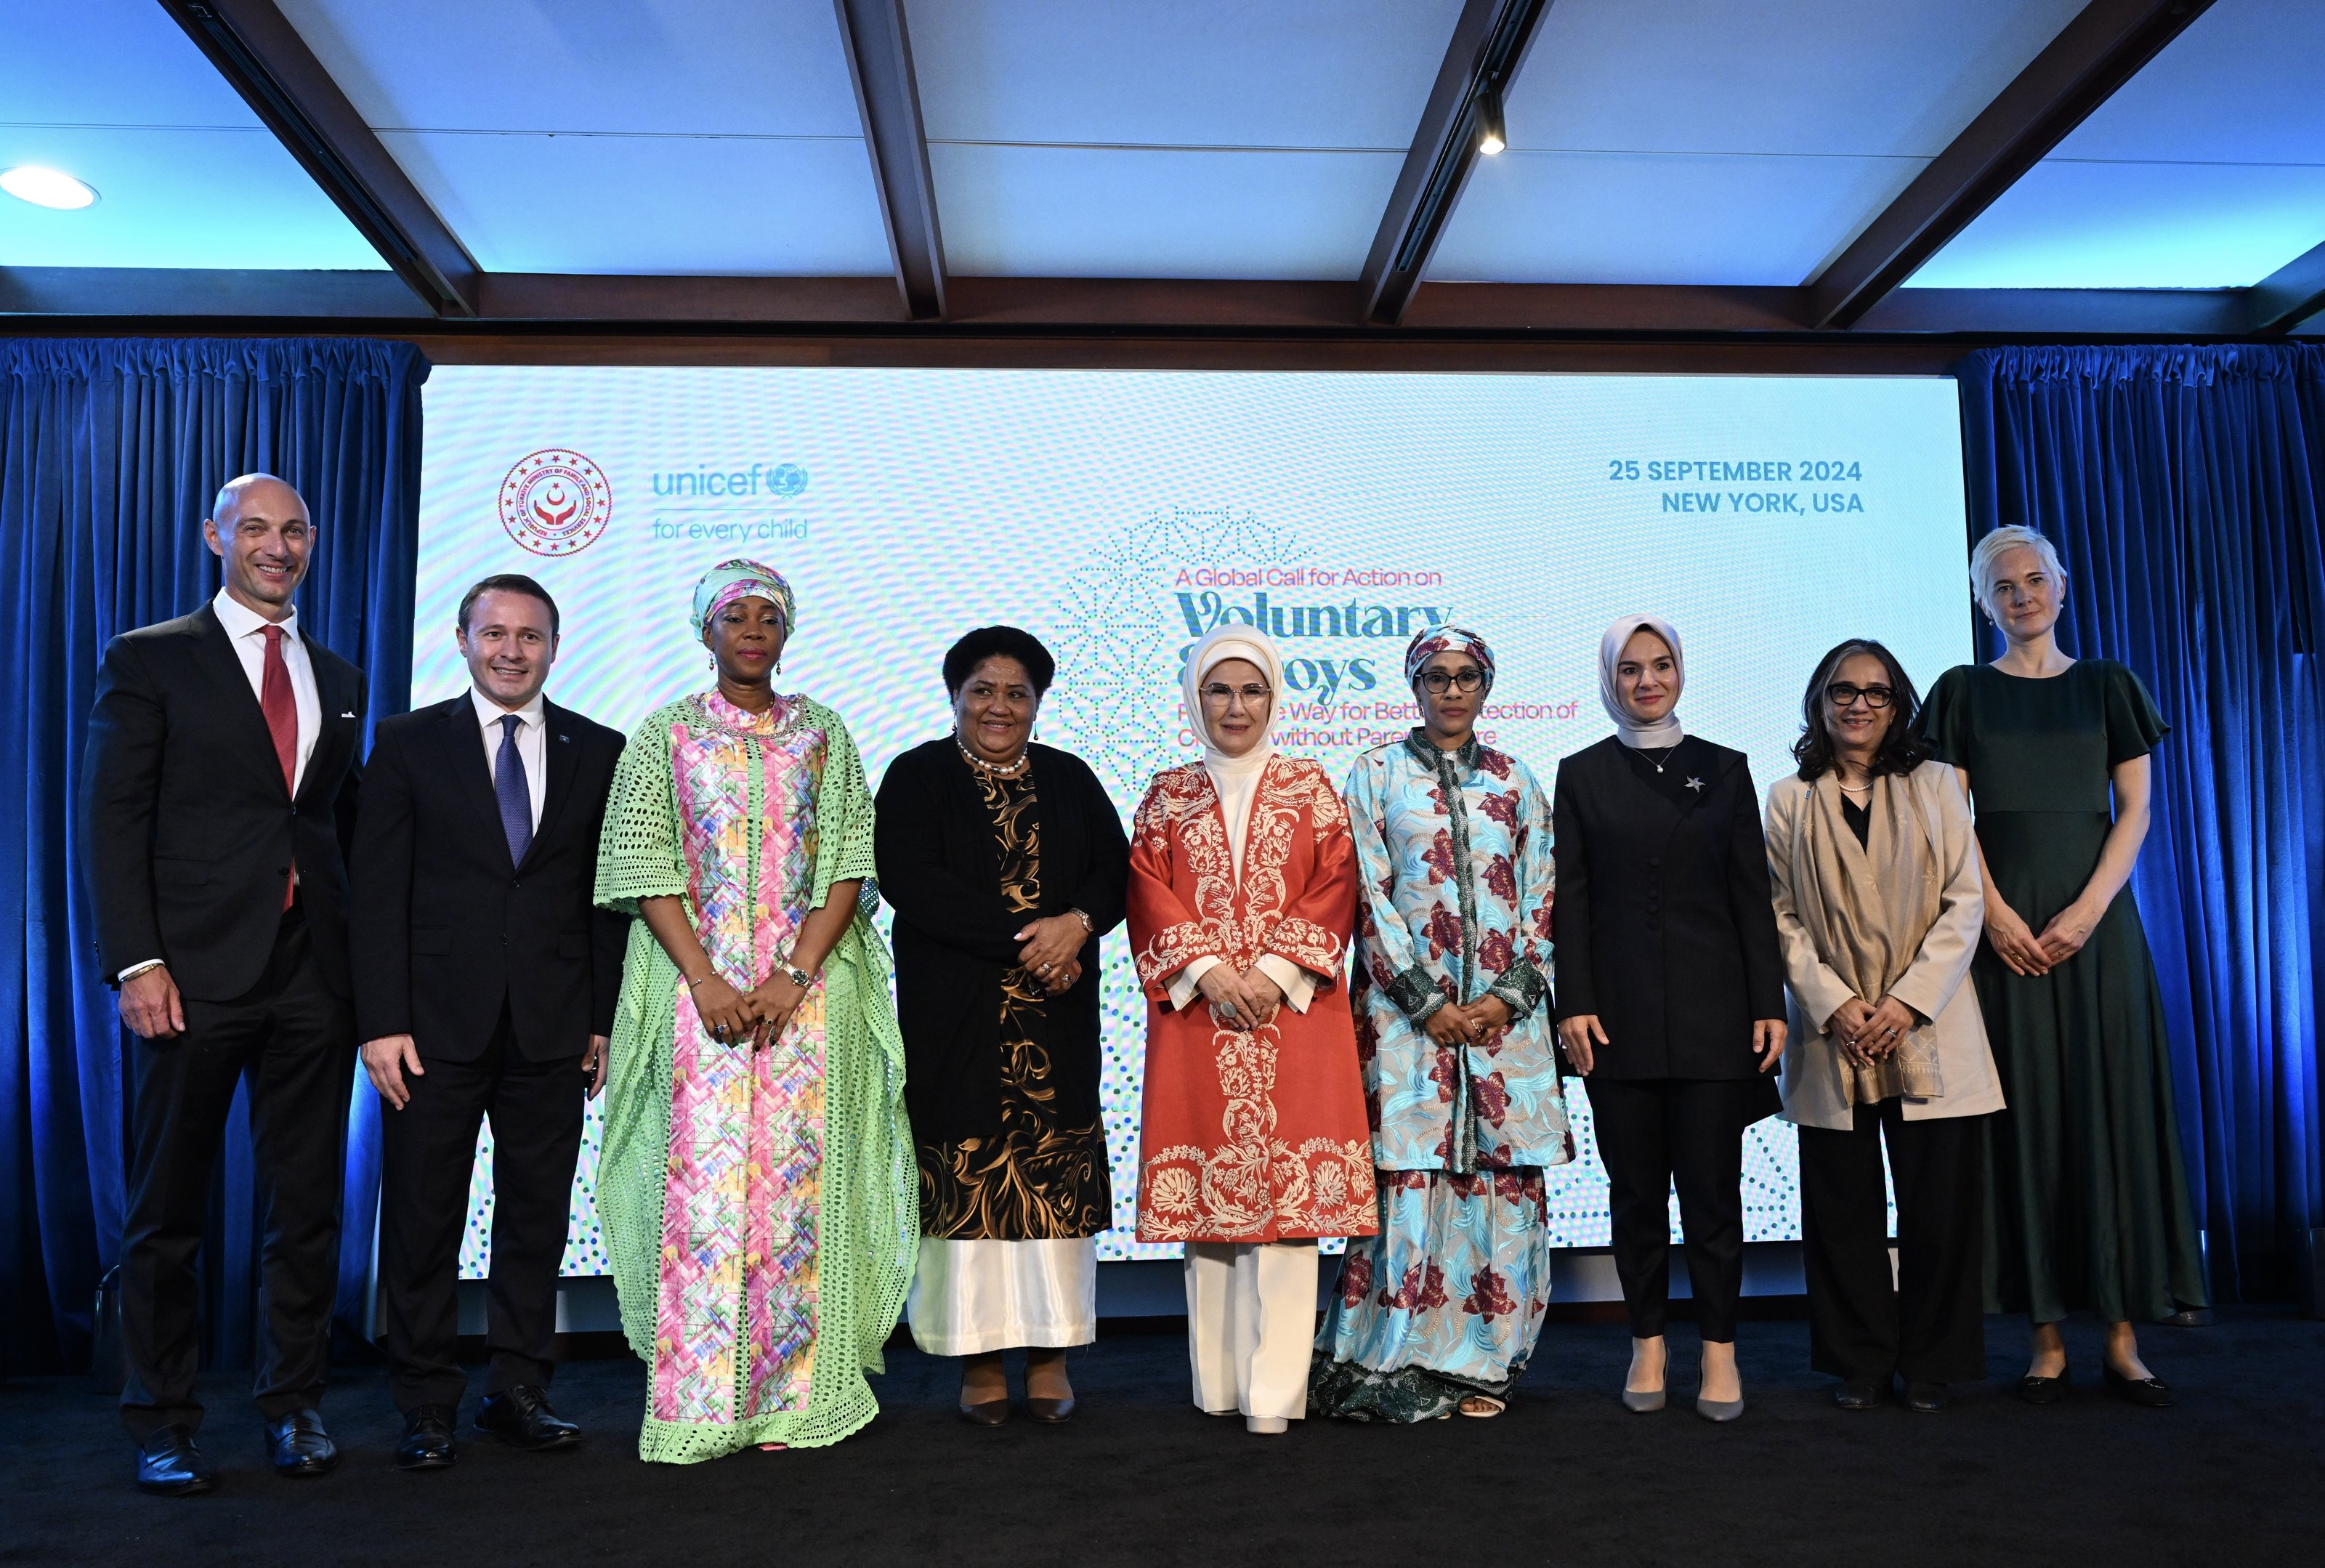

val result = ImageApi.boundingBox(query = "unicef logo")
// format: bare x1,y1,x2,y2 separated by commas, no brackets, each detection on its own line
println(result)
499,450,612,557
768,464,807,498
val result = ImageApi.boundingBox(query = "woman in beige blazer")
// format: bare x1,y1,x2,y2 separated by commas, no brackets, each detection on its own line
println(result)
1766,639,2002,1415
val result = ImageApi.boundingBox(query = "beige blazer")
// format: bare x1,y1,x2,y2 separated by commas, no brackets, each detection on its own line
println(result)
1763,759,2003,1131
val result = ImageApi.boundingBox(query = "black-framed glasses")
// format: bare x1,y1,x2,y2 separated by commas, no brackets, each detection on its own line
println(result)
1826,682,1896,710
1200,682,1274,708
1418,667,1486,693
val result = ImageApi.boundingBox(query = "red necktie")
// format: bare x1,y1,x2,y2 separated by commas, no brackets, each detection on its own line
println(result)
262,625,298,908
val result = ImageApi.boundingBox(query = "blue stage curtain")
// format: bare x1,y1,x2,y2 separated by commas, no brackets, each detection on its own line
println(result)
1958,344,2325,1303
0,336,425,1374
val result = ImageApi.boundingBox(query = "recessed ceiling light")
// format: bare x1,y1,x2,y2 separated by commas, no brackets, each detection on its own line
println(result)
1,166,100,210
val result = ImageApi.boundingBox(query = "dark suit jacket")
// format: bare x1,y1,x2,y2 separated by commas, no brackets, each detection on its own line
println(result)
349,694,627,1064
875,739,1128,1143
1551,735,1786,1080
81,604,365,1001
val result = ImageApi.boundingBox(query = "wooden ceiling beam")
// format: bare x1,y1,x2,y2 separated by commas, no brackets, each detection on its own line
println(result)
1357,0,1553,327
1806,0,2215,330
832,0,948,321
158,0,480,317
2249,238,2325,334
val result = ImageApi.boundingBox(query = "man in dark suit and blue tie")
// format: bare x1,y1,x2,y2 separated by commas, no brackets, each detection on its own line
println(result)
82,474,368,1495
350,575,626,1471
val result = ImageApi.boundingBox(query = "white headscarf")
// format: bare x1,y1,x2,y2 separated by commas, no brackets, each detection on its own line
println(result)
1598,613,1686,748
1181,623,1283,880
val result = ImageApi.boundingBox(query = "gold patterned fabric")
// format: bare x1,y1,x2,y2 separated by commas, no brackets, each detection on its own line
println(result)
915,765,1111,1239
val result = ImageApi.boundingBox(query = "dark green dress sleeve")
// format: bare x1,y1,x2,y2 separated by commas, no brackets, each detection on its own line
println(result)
1915,664,1973,767
2099,660,2170,764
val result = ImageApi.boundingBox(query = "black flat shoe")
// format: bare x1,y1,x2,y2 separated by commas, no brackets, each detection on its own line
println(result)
2104,1365,2174,1407
266,1409,339,1478
958,1399,1011,1427
137,1425,217,1496
1023,1396,1077,1424
477,1385,581,1450
1904,1382,1948,1413
2015,1368,2067,1406
1833,1379,1883,1411
395,1406,457,1471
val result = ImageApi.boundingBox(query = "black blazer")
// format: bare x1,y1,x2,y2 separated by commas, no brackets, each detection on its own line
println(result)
1551,735,1786,1080
81,604,365,1001
349,694,627,1063
875,739,1128,1144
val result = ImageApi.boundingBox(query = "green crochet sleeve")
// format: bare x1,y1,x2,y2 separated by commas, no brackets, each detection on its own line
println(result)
596,703,688,913
803,698,879,910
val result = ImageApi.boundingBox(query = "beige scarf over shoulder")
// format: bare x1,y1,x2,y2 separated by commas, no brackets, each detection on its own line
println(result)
1791,774,1947,1104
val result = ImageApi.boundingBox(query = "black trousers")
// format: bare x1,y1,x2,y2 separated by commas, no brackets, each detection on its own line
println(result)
1798,1101,1988,1384
378,1006,586,1413
1586,1077,1755,1343
119,904,355,1439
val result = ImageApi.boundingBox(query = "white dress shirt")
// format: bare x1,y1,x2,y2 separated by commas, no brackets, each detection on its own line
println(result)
472,688,548,831
211,586,320,793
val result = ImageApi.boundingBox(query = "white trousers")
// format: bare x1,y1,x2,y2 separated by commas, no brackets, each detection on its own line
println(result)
1184,1240,1319,1421
907,1237,1098,1357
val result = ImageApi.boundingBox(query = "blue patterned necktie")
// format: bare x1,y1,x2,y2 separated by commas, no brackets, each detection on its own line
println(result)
496,713,533,865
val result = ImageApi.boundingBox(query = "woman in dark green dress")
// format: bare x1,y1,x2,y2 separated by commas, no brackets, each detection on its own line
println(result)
1917,525,2206,1409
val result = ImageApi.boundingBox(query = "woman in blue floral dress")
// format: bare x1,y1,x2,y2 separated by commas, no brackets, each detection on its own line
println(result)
1311,626,1573,1421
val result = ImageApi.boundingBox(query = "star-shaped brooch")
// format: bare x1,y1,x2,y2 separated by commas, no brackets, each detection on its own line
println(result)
1683,776,1707,793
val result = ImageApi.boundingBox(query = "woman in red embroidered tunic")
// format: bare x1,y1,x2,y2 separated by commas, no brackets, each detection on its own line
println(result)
1129,625,1375,1435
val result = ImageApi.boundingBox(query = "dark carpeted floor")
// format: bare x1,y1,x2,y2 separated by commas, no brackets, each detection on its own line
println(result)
4,1309,2321,1567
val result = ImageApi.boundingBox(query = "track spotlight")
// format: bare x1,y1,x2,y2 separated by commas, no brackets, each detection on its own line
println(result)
1475,89,1506,156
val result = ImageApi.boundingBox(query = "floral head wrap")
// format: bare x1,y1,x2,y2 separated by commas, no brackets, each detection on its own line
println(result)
1403,623,1497,694
690,558,796,639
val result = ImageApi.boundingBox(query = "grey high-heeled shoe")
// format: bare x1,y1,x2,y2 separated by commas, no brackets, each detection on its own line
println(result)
1695,1394,1744,1423
1622,1387,1667,1413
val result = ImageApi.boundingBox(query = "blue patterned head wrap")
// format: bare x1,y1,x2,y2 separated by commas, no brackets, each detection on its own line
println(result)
1403,623,1496,694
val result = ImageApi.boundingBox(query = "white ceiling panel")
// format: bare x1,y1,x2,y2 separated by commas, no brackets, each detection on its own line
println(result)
376,132,892,275
905,0,1462,277
1432,0,2086,284
0,0,384,270
931,145,1404,280
1912,0,2325,288
1431,150,1925,286
279,0,886,273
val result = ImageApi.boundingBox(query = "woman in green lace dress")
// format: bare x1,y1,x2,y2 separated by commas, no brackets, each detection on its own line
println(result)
594,559,914,1460
1917,526,2205,1409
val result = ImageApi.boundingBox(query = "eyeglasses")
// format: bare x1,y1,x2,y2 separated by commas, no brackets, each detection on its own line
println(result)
1418,668,1485,693
1200,682,1274,708
1826,682,1896,710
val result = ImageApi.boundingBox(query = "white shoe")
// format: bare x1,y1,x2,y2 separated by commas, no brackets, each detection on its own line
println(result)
1245,1415,1290,1435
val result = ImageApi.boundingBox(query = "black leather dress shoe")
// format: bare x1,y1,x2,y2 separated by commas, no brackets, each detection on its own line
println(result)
1022,1396,1077,1424
2104,1365,2175,1407
477,1385,582,1450
1833,1379,1884,1411
396,1406,458,1471
1904,1381,1948,1413
266,1410,339,1478
137,1426,217,1496
2015,1368,2067,1405
958,1399,1011,1427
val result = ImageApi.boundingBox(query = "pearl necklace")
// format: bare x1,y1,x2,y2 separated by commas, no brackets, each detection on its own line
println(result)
957,735,1030,776
1636,743,1681,775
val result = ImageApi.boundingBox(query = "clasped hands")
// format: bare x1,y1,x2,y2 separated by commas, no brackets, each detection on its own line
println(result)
1424,993,1513,1047
1983,894,2097,978
1825,995,1917,1065
1014,913,1088,996
1195,962,1287,1029
689,970,810,1051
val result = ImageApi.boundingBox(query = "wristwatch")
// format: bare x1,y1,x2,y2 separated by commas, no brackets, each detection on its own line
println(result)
1067,908,1093,935
778,960,814,989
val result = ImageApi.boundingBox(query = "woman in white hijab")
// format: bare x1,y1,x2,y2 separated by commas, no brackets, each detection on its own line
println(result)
1126,625,1377,1434
1551,614,1788,1421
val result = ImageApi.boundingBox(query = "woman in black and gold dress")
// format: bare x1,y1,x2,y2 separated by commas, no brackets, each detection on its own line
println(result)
875,627,1129,1425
